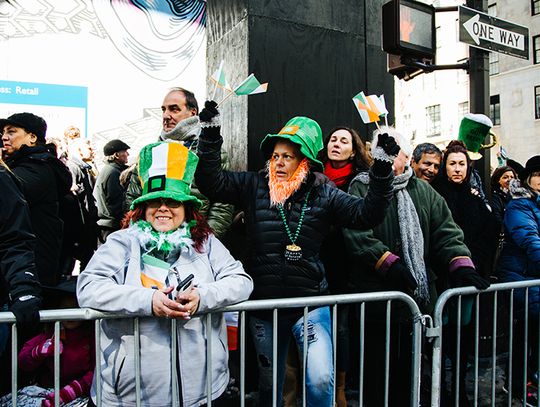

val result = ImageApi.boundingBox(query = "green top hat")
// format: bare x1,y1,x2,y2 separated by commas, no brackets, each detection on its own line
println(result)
131,142,202,209
260,116,324,171
458,113,497,160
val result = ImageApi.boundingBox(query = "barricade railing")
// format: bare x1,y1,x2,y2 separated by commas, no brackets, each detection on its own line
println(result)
429,279,540,407
0,291,423,407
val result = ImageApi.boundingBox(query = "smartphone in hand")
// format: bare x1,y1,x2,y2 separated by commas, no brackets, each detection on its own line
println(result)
174,274,194,302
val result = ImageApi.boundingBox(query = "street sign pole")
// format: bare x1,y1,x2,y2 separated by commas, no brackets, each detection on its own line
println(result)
466,0,491,195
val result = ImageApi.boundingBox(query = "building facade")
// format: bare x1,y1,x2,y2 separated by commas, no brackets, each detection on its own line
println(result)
395,0,540,165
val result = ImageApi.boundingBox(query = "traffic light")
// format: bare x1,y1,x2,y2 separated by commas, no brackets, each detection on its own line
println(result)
387,54,424,81
382,0,436,60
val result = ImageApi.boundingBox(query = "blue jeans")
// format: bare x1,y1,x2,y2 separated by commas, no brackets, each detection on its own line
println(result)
248,306,334,407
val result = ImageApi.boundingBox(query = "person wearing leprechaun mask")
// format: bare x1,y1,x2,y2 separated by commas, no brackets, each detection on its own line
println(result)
195,101,396,407
77,141,253,407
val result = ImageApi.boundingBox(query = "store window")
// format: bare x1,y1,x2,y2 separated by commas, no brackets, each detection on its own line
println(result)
490,95,501,125
426,105,441,136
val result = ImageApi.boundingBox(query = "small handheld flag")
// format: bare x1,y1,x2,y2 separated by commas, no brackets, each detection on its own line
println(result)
352,91,380,124
234,74,268,96
210,60,233,100
210,60,233,92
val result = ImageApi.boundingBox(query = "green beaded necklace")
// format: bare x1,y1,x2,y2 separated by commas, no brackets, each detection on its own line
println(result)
276,189,311,261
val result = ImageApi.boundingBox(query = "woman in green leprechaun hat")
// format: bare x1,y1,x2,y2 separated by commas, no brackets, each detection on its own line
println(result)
76,141,253,407
195,101,397,407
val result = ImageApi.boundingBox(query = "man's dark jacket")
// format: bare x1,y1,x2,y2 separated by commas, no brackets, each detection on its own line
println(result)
93,161,127,230
0,166,41,305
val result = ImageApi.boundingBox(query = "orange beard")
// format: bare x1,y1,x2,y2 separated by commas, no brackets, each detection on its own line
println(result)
268,158,310,206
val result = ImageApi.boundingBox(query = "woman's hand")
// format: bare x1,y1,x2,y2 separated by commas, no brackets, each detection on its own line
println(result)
176,287,201,317
152,286,191,320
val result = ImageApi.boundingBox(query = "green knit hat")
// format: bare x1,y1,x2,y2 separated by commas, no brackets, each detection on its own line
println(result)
458,113,496,160
260,116,324,171
131,142,202,210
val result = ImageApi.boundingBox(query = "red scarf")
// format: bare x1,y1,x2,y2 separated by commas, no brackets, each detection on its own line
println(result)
324,161,354,188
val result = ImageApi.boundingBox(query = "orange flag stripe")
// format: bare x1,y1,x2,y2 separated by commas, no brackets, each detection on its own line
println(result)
167,143,188,180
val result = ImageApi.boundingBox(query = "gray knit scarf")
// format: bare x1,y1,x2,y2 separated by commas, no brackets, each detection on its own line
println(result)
159,115,201,149
354,167,430,304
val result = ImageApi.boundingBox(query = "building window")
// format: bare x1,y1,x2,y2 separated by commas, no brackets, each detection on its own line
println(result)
534,86,540,119
489,52,499,75
534,35,540,64
490,95,501,125
458,102,469,121
426,105,441,136
533,0,540,15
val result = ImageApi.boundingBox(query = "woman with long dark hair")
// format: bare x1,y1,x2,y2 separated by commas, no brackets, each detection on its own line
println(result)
432,140,499,406
319,126,371,406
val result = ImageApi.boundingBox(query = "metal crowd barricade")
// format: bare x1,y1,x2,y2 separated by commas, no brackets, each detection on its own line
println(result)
0,291,423,407
429,279,540,407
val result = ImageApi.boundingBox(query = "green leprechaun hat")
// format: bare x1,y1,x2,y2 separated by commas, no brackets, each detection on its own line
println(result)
260,116,324,171
131,142,202,209
458,113,497,160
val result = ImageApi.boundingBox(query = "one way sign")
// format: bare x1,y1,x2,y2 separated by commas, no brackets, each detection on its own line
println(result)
459,5,529,59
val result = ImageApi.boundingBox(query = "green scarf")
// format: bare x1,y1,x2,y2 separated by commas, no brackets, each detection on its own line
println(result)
131,220,196,257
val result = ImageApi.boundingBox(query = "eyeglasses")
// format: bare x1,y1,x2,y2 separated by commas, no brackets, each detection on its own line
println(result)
146,198,183,209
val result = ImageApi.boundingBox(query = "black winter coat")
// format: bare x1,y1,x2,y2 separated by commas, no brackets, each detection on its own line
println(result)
196,131,394,301
0,166,41,305
5,145,72,286
432,176,499,278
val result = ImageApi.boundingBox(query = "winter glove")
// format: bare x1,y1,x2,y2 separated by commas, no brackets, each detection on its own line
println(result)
377,133,401,157
451,267,490,290
31,336,63,360
371,133,400,177
198,100,219,123
10,294,41,327
384,261,418,291
41,379,85,407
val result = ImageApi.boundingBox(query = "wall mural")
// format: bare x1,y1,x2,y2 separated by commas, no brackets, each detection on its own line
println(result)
0,0,206,81
0,0,207,158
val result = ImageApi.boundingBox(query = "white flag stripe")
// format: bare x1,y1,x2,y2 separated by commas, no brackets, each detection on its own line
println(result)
148,143,169,178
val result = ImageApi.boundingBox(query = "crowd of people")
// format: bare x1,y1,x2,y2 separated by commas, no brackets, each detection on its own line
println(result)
0,87,539,407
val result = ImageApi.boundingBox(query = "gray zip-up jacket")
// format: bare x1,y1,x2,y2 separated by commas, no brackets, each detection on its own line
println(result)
77,229,253,407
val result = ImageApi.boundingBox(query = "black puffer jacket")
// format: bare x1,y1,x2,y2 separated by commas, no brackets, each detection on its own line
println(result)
196,131,394,301
0,166,41,305
5,144,72,286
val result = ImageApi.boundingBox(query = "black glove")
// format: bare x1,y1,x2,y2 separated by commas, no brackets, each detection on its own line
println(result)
371,159,393,177
10,295,41,326
451,267,490,290
198,100,219,123
385,261,418,291
377,133,400,157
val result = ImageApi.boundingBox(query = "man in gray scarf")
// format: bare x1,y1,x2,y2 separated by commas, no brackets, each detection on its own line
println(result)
342,126,488,407
124,87,233,239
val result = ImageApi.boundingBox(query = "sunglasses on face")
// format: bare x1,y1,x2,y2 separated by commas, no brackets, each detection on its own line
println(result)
147,198,183,209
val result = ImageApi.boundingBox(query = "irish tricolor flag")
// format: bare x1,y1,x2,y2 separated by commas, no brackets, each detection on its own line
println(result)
234,74,268,96
210,60,233,92
352,91,388,124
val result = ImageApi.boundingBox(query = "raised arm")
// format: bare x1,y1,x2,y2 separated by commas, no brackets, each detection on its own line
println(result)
195,101,252,207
